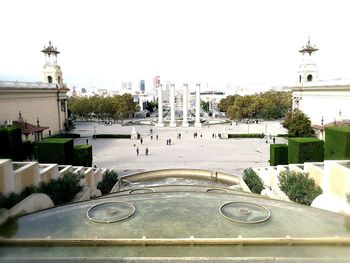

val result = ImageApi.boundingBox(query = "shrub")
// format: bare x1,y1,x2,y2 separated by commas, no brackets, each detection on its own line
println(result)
228,133,264,139
243,168,264,194
324,126,350,160
50,133,80,138
93,134,131,139
97,169,119,194
0,185,38,209
37,172,83,205
270,144,288,166
37,138,74,164
0,172,82,208
279,170,322,205
73,145,93,167
288,137,324,164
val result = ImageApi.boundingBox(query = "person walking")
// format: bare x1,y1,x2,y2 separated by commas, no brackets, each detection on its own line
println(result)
140,138,143,144
136,147,139,156
156,134,158,140
145,147,149,156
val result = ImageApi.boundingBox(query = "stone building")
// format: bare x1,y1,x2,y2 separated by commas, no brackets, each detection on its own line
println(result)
0,42,69,141
292,38,350,130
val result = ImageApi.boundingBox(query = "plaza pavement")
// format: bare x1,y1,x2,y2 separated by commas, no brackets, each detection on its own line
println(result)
74,120,287,177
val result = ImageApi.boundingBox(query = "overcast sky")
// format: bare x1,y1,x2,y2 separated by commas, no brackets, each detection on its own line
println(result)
1,0,350,92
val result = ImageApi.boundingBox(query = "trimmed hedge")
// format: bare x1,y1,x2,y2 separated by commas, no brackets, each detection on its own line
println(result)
93,134,131,139
270,144,288,166
276,134,289,138
324,126,350,160
228,133,264,139
288,137,324,164
0,126,22,161
74,145,93,167
50,133,81,138
22,140,35,160
37,138,74,165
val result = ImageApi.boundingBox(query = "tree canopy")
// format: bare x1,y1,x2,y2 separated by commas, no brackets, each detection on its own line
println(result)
282,109,314,137
68,94,137,121
219,90,292,120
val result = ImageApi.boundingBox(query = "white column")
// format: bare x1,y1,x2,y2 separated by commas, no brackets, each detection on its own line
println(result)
195,83,202,127
155,84,164,127
170,83,176,127
182,83,189,127
139,97,143,111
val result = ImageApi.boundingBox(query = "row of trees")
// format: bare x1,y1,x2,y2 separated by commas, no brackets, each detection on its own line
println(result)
68,94,137,121
218,90,292,120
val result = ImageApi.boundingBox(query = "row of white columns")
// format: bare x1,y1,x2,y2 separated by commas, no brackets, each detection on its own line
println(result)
156,83,202,128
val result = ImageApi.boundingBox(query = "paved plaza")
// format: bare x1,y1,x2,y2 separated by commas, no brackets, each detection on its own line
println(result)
74,120,287,177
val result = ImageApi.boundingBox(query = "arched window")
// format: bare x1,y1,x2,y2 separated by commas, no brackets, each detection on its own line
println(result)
48,76,53,83
299,75,302,83
307,75,313,82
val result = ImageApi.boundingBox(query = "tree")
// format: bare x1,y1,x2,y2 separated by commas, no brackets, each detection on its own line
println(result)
200,100,209,112
146,101,157,112
64,118,76,133
115,94,137,121
282,109,314,137
218,95,239,112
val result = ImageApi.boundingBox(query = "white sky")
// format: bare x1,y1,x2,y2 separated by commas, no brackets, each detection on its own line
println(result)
1,0,350,92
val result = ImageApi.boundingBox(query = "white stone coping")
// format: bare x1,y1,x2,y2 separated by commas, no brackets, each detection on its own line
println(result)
12,162,37,174
58,165,73,175
39,163,58,175
0,80,58,89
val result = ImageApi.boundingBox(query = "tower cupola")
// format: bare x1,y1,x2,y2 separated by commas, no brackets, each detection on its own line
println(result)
42,41,63,86
297,36,319,84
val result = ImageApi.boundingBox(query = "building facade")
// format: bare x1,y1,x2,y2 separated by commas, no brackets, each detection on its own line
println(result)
0,42,69,141
292,39,350,126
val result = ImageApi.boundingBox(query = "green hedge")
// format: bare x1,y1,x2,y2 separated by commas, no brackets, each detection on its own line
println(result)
73,145,93,167
270,144,288,166
228,133,264,139
288,137,324,164
276,134,289,138
93,134,131,139
50,133,81,138
22,140,35,160
37,138,74,165
324,126,350,160
0,126,22,161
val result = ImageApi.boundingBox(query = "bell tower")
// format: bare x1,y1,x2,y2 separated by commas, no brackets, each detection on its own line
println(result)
42,41,63,86
297,36,319,85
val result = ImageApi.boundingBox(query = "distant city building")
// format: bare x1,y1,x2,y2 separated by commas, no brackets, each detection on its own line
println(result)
140,80,145,93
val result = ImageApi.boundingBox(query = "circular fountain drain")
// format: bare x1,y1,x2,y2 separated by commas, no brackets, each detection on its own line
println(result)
206,188,230,194
87,202,135,223
129,188,156,194
220,202,270,224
